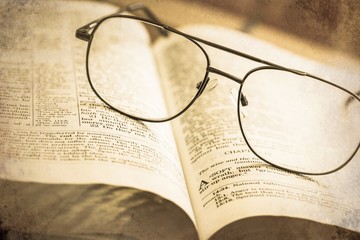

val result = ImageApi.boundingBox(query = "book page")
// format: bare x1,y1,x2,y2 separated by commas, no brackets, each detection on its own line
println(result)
0,0,194,219
154,25,360,239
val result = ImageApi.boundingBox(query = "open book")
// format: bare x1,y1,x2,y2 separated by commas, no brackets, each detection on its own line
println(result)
1,0,360,239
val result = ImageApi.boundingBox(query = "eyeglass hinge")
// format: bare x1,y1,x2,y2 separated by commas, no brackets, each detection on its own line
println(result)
76,28,92,42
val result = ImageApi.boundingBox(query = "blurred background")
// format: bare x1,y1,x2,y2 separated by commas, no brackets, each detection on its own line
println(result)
202,0,360,56
112,0,360,66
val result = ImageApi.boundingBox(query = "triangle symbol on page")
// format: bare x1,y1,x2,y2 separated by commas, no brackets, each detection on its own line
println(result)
199,180,209,191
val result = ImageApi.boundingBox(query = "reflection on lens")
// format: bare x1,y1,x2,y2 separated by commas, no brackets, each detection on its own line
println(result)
88,16,208,121
239,69,360,174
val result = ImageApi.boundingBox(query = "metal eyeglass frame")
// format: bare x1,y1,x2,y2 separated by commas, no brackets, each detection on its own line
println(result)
76,3,360,175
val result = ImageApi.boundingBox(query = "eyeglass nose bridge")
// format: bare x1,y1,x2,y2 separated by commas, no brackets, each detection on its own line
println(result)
195,66,244,96
205,66,248,107
207,66,244,85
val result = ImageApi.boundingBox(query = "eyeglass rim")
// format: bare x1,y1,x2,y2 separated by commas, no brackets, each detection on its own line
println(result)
80,13,360,175
237,66,360,175
82,14,360,117
85,14,212,122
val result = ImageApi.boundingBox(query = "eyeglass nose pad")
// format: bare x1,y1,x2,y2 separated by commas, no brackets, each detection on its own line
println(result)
196,78,218,94
230,88,248,118
241,93,248,107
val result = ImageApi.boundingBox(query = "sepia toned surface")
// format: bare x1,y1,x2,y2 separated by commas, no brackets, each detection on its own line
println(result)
113,0,360,66
1,0,359,239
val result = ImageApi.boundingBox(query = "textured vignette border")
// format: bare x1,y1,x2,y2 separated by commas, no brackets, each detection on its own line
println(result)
0,0,359,239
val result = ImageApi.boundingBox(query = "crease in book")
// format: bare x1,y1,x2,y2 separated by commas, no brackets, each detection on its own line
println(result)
0,0,360,239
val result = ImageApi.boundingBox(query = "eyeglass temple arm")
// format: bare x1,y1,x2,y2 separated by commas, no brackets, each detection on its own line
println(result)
125,3,163,26
76,3,163,42
187,28,360,107
345,90,360,106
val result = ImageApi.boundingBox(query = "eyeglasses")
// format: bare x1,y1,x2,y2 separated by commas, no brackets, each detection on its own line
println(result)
76,3,360,175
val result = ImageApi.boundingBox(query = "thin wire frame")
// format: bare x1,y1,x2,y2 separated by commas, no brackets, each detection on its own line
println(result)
238,66,360,175
85,15,211,122
76,7,360,175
